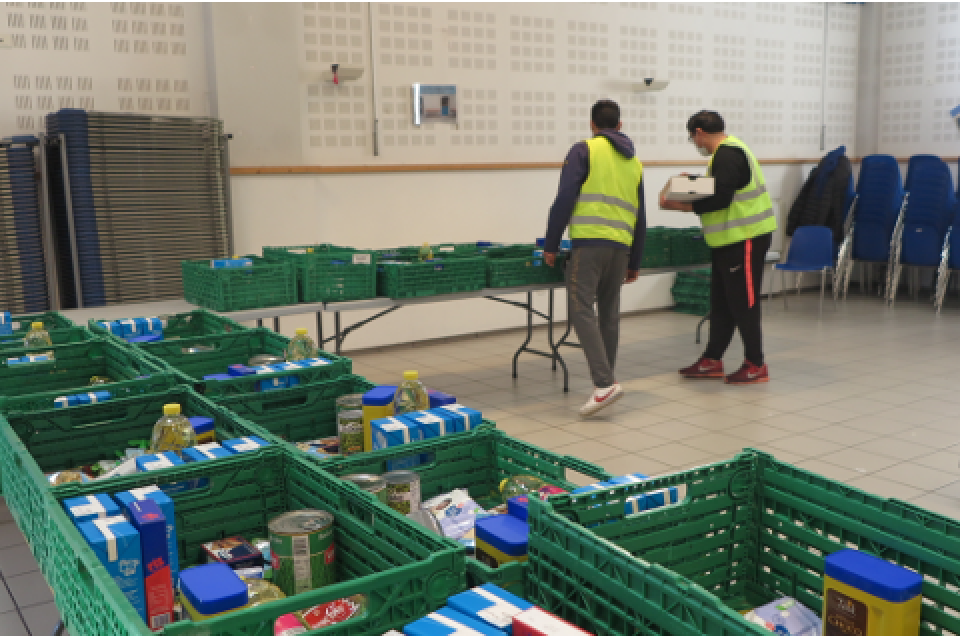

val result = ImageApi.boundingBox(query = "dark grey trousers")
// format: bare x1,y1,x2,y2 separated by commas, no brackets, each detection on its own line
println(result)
566,247,630,389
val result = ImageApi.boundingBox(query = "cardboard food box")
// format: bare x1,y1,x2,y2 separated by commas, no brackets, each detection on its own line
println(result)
661,175,715,202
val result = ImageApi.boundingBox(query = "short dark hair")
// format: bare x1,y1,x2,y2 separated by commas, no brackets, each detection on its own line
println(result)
591,100,620,129
686,110,725,135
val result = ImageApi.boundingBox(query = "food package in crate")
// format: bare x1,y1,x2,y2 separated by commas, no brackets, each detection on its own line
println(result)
447,582,534,633
403,606,506,636
512,607,593,636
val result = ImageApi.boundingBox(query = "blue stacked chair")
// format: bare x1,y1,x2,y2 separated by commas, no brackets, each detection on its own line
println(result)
885,155,957,305
933,200,960,313
836,154,907,299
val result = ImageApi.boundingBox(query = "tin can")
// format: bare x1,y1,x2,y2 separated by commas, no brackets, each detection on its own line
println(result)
336,394,364,411
340,473,388,503
382,470,421,515
337,409,364,456
268,510,335,597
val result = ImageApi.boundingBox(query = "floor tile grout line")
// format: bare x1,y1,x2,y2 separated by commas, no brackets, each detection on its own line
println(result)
0,573,31,635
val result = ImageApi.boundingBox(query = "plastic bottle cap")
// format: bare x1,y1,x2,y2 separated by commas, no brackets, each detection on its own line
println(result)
31,322,43,329
403,370,419,380
307,248,314,253
232,255,239,259
295,328,308,336
163,403,182,416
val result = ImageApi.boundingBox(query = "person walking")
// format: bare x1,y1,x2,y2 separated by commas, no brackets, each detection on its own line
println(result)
661,110,776,384
543,99,646,416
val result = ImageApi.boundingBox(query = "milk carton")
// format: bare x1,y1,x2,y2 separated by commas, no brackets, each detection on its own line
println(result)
78,515,147,623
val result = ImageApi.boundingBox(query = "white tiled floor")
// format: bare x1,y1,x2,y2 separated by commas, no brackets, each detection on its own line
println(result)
1,291,959,634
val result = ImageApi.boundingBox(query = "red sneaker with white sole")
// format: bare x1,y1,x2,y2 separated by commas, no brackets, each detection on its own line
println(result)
678,357,725,379
725,360,769,385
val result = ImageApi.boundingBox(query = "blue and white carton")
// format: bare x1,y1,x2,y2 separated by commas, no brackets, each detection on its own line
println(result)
221,436,269,454
54,391,112,408
609,474,679,514
438,404,483,430
78,515,147,623
447,583,534,633
63,493,122,525
115,486,179,586
0,312,11,336
181,443,233,463
136,452,184,473
403,410,454,439
372,416,422,450
404,606,507,637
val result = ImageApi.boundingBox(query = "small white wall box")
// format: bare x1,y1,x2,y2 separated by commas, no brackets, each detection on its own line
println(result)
663,175,715,202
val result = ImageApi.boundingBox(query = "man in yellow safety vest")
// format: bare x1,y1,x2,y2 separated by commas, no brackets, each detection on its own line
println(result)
543,100,647,416
661,110,777,384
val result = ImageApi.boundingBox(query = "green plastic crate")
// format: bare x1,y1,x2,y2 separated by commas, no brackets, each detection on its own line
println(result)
306,427,609,509
130,327,352,398
264,246,378,303
669,227,712,267
4,311,75,337
182,255,298,312
41,447,464,635
88,309,250,343
0,338,165,401
0,385,278,569
378,243,486,262
640,228,671,268
529,448,960,636
480,244,540,259
0,326,94,356
486,254,568,288
377,257,487,298
217,374,376,443
0,372,181,414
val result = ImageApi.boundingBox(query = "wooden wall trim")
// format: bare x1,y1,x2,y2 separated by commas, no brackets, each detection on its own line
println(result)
230,156,955,176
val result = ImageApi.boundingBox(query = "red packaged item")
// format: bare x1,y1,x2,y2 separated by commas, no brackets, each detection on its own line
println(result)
298,595,366,630
512,607,593,636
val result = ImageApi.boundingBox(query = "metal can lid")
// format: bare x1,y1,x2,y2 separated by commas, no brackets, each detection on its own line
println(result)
341,473,387,492
407,509,442,535
337,409,364,420
382,470,420,484
268,509,334,535
248,354,284,367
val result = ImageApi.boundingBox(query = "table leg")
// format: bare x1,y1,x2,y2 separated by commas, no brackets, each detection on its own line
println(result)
335,311,342,355
273,316,280,333
696,312,710,345
316,311,323,348
512,291,534,379
547,288,569,392
256,318,263,328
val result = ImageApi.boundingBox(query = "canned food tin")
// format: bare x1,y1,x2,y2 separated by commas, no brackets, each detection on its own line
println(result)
382,470,421,515
337,410,364,456
268,510,335,596
247,354,284,367
340,474,388,503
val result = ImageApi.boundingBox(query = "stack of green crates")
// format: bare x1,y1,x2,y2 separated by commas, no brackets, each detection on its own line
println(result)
641,227,672,267
671,268,711,316
669,227,712,266
263,244,378,303
182,255,298,312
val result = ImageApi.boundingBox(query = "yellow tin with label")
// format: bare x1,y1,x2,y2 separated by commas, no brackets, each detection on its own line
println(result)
823,549,922,635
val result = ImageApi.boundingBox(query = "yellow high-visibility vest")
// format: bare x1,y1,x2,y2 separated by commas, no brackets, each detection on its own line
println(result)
701,135,777,248
570,136,643,246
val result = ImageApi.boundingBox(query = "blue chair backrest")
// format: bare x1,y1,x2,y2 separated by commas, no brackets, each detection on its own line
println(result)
900,155,957,266
785,225,835,271
853,155,904,262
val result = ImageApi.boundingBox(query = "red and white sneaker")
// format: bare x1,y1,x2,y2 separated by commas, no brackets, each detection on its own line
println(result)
579,383,623,417
725,360,769,385
678,357,725,379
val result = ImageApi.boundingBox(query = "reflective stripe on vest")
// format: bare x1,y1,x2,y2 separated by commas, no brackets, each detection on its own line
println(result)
700,135,777,248
570,136,643,246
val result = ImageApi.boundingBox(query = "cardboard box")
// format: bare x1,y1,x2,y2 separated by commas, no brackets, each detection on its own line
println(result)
447,583,533,633
221,436,270,454
371,416,422,450
78,515,147,623
512,607,593,636
439,404,483,429
115,486,179,586
63,493,121,525
403,606,507,636
136,452,184,473
181,443,233,463
402,410,453,439
127,499,174,630
662,175,715,202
